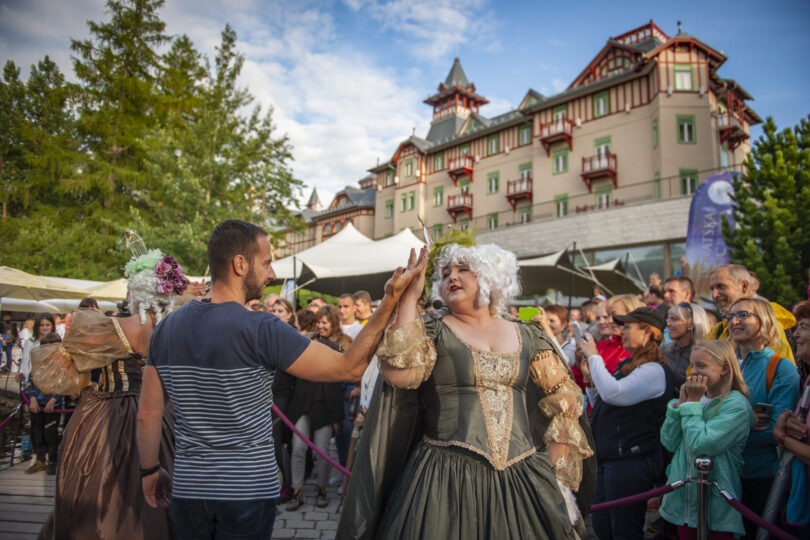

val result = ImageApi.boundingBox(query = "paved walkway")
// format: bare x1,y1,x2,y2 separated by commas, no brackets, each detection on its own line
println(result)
272,480,342,539
0,463,54,540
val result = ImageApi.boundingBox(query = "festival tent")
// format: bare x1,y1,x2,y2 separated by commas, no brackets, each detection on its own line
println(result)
0,267,88,301
585,258,645,295
518,250,603,298
271,224,427,297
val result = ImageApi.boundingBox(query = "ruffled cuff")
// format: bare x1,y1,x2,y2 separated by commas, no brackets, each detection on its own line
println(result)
531,350,595,491
31,343,91,395
375,312,437,389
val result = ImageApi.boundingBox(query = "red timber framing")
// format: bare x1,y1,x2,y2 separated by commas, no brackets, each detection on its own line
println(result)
718,91,749,151
446,193,473,222
581,153,618,192
447,155,474,185
538,118,574,156
505,177,532,210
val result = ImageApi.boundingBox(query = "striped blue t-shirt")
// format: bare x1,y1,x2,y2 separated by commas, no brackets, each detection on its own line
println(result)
147,299,310,500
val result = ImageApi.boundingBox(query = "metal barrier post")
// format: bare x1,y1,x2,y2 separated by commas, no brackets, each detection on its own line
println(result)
695,457,714,540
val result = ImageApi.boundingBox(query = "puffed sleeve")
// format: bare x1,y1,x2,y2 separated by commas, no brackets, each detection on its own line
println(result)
528,326,595,492
31,309,131,395
375,310,438,390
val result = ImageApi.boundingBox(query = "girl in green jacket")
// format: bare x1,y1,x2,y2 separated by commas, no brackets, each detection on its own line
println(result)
660,340,754,539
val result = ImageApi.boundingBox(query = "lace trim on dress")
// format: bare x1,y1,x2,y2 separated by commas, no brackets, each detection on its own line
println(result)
376,311,437,389
423,436,537,470
465,324,522,470
530,349,595,491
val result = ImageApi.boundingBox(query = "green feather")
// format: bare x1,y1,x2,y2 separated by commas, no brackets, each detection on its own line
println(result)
424,227,478,297
124,249,164,277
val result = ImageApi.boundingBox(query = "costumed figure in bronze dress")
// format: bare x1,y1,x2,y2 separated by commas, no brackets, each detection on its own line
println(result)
338,232,596,539
31,238,190,539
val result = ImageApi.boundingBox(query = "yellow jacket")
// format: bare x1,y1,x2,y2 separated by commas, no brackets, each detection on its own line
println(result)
706,301,796,364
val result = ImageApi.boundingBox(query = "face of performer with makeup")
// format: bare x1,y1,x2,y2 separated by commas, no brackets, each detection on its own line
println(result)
441,263,480,311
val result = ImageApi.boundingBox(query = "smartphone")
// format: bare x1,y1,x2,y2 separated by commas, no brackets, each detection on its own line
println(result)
754,402,774,416
571,321,584,344
519,307,540,322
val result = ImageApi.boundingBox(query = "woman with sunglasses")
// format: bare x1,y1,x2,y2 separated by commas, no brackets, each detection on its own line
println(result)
725,297,800,538
661,302,711,392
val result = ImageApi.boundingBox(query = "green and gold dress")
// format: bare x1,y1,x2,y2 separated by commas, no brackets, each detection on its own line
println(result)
337,313,596,540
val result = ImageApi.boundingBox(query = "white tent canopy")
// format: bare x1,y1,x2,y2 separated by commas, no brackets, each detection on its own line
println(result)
271,224,426,296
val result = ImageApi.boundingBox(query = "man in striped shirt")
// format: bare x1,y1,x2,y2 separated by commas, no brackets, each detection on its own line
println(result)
137,219,427,539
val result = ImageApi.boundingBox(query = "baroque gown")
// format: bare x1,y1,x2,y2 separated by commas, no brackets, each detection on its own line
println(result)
31,309,175,539
337,313,596,539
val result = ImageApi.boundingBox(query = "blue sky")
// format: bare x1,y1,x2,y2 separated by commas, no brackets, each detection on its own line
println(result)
1,0,807,205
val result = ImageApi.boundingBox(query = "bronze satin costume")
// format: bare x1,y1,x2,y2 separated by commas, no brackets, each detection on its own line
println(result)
31,309,175,540
337,313,596,539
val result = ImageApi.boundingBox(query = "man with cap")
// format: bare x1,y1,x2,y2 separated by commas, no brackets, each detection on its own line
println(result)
578,307,673,540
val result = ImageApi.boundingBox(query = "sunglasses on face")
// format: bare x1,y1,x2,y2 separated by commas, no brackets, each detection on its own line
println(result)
724,310,757,324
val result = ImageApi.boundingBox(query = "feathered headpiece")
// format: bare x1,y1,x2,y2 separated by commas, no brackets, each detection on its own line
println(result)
424,227,478,298
123,231,189,324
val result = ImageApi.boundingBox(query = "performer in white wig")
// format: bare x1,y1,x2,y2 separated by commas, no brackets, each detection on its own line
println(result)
338,231,596,540
32,237,188,540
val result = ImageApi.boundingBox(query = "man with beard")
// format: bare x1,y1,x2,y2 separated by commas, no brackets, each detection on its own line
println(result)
137,219,427,539
707,264,796,363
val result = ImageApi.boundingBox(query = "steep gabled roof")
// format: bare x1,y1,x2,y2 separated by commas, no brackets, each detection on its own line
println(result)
442,57,470,89
306,188,321,209
519,89,546,110
425,114,467,143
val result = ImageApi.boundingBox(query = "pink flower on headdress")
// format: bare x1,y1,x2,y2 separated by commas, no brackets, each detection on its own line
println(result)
156,280,174,296
155,260,172,277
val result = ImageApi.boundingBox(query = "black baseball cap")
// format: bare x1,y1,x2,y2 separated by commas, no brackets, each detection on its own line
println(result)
612,306,666,331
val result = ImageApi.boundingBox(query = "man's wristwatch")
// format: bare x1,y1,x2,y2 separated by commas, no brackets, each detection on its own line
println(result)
139,462,160,477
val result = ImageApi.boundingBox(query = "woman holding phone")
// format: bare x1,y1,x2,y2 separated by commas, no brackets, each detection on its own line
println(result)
725,297,800,538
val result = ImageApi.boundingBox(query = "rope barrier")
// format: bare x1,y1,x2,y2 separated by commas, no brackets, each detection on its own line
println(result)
587,475,799,540
271,403,352,478
589,481,683,512
20,391,76,414
712,482,799,540
0,403,22,430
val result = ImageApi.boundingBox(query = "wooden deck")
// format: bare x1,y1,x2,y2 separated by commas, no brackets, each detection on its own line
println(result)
0,465,53,539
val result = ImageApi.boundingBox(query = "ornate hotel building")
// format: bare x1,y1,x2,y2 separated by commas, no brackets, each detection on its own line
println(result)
278,20,760,281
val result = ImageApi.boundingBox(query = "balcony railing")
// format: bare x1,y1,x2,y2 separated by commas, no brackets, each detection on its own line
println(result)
505,177,533,209
447,155,474,185
446,192,474,222
717,113,748,151
581,152,618,192
538,118,574,156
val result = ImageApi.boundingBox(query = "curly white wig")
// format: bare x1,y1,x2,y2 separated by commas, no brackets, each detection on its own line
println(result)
127,270,176,325
429,243,521,315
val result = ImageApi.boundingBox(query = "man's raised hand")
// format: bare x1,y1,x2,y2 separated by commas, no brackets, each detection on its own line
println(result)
384,246,429,302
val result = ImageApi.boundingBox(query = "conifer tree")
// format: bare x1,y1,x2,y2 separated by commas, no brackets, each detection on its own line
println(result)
723,116,810,306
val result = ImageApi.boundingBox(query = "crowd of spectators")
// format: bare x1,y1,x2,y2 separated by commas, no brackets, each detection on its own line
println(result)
2,258,809,539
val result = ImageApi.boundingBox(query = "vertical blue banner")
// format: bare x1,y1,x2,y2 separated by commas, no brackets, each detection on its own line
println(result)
684,171,739,298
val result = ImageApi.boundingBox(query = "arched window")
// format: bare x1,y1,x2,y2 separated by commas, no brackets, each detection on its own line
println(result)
334,221,342,233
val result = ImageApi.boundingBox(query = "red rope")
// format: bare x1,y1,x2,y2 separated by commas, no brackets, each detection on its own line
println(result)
590,482,679,512
720,492,799,540
271,403,351,478
0,404,21,430
20,391,75,414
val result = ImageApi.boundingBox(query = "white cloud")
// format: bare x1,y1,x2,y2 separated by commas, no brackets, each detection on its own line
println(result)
1,0,436,208
347,0,499,61
538,77,568,97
